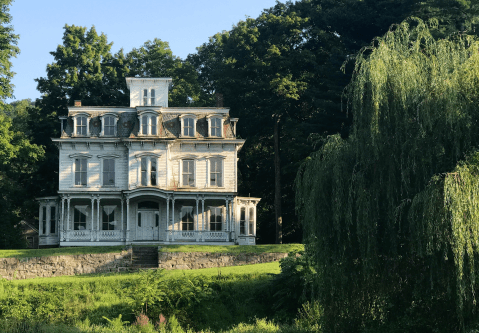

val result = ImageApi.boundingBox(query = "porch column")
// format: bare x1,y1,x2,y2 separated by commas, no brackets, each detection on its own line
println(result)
96,196,100,241
66,196,71,242
196,196,200,242
201,195,205,242
121,198,124,241
166,195,170,241
225,198,229,232
172,196,175,235
61,196,65,241
231,199,235,234
126,196,130,242
246,203,250,236
39,203,44,236
253,204,257,235
90,196,95,241
45,204,51,236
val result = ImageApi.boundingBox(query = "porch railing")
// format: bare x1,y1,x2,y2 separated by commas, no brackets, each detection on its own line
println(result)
168,230,229,242
98,230,122,240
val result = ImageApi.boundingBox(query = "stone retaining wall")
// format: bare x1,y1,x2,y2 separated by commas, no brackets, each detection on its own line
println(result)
0,250,288,280
158,252,288,270
0,248,133,280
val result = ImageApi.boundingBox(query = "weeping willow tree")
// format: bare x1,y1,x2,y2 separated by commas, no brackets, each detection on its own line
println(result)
296,19,479,332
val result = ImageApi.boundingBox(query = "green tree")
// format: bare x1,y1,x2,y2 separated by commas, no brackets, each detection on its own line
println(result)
189,2,349,243
296,19,479,331
0,1,44,248
0,0,18,104
128,38,200,106
30,25,130,195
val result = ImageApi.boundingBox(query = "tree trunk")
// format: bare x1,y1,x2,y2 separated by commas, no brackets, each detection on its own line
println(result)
274,116,282,244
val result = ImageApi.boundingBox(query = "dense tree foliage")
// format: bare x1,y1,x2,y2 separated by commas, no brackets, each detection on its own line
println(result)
0,1,44,248
296,19,479,331
128,38,200,107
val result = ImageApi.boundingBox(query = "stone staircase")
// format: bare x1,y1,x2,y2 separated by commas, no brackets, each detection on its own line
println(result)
131,247,158,269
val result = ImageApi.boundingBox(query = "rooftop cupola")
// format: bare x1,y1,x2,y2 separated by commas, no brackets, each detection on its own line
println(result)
126,77,172,108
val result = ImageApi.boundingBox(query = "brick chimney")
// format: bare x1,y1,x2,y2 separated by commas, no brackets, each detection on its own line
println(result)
74,100,82,107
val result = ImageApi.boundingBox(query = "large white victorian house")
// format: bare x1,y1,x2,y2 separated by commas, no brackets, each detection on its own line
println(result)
37,78,260,247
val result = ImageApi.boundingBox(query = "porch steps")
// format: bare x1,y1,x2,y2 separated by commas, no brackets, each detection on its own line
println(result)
131,247,158,269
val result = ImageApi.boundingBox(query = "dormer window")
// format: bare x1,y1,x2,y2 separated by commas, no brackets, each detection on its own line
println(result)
77,117,87,135
180,114,197,138
139,112,158,136
100,114,118,136
207,115,224,138
73,113,91,137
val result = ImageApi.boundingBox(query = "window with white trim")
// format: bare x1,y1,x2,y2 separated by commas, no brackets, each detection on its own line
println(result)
182,159,195,187
207,116,224,138
142,89,157,106
240,207,246,235
210,207,223,231
102,206,116,230
101,115,117,136
139,155,159,187
74,158,88,186
74,206,88,230
103,159,115,186
74,115,90,136
140,114,158,135
210,158,223,187
181,207,194,231
180,114,197,138
50,206,56,234
41,206,47,235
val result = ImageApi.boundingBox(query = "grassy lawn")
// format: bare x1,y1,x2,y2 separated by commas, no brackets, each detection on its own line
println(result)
158,243,303,253
0,243,303,259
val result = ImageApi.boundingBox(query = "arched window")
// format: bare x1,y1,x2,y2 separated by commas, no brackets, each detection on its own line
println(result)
73,113,91,136
101,114,118,136
207,115,224,138
179,114,197,138
139,113,158,136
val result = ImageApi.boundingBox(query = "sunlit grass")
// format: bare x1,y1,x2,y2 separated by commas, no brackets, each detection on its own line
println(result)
0,244,303,259
9,261,281,286
159,244,304,253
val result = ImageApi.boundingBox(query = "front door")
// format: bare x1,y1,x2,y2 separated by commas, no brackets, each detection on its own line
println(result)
136,210,159,241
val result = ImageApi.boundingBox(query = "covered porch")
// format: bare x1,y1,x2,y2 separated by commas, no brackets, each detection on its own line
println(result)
39,190,259,246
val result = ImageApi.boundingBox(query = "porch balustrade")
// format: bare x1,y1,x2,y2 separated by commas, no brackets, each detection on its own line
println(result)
168,230,229,242
63,229,230,242
98,230,122,240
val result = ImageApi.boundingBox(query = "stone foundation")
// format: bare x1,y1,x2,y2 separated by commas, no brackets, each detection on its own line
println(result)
0,250,288,280
0,248,132,280
158,252,288,270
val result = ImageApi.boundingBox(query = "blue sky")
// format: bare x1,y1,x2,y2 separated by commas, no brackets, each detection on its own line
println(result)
7,0,282,102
